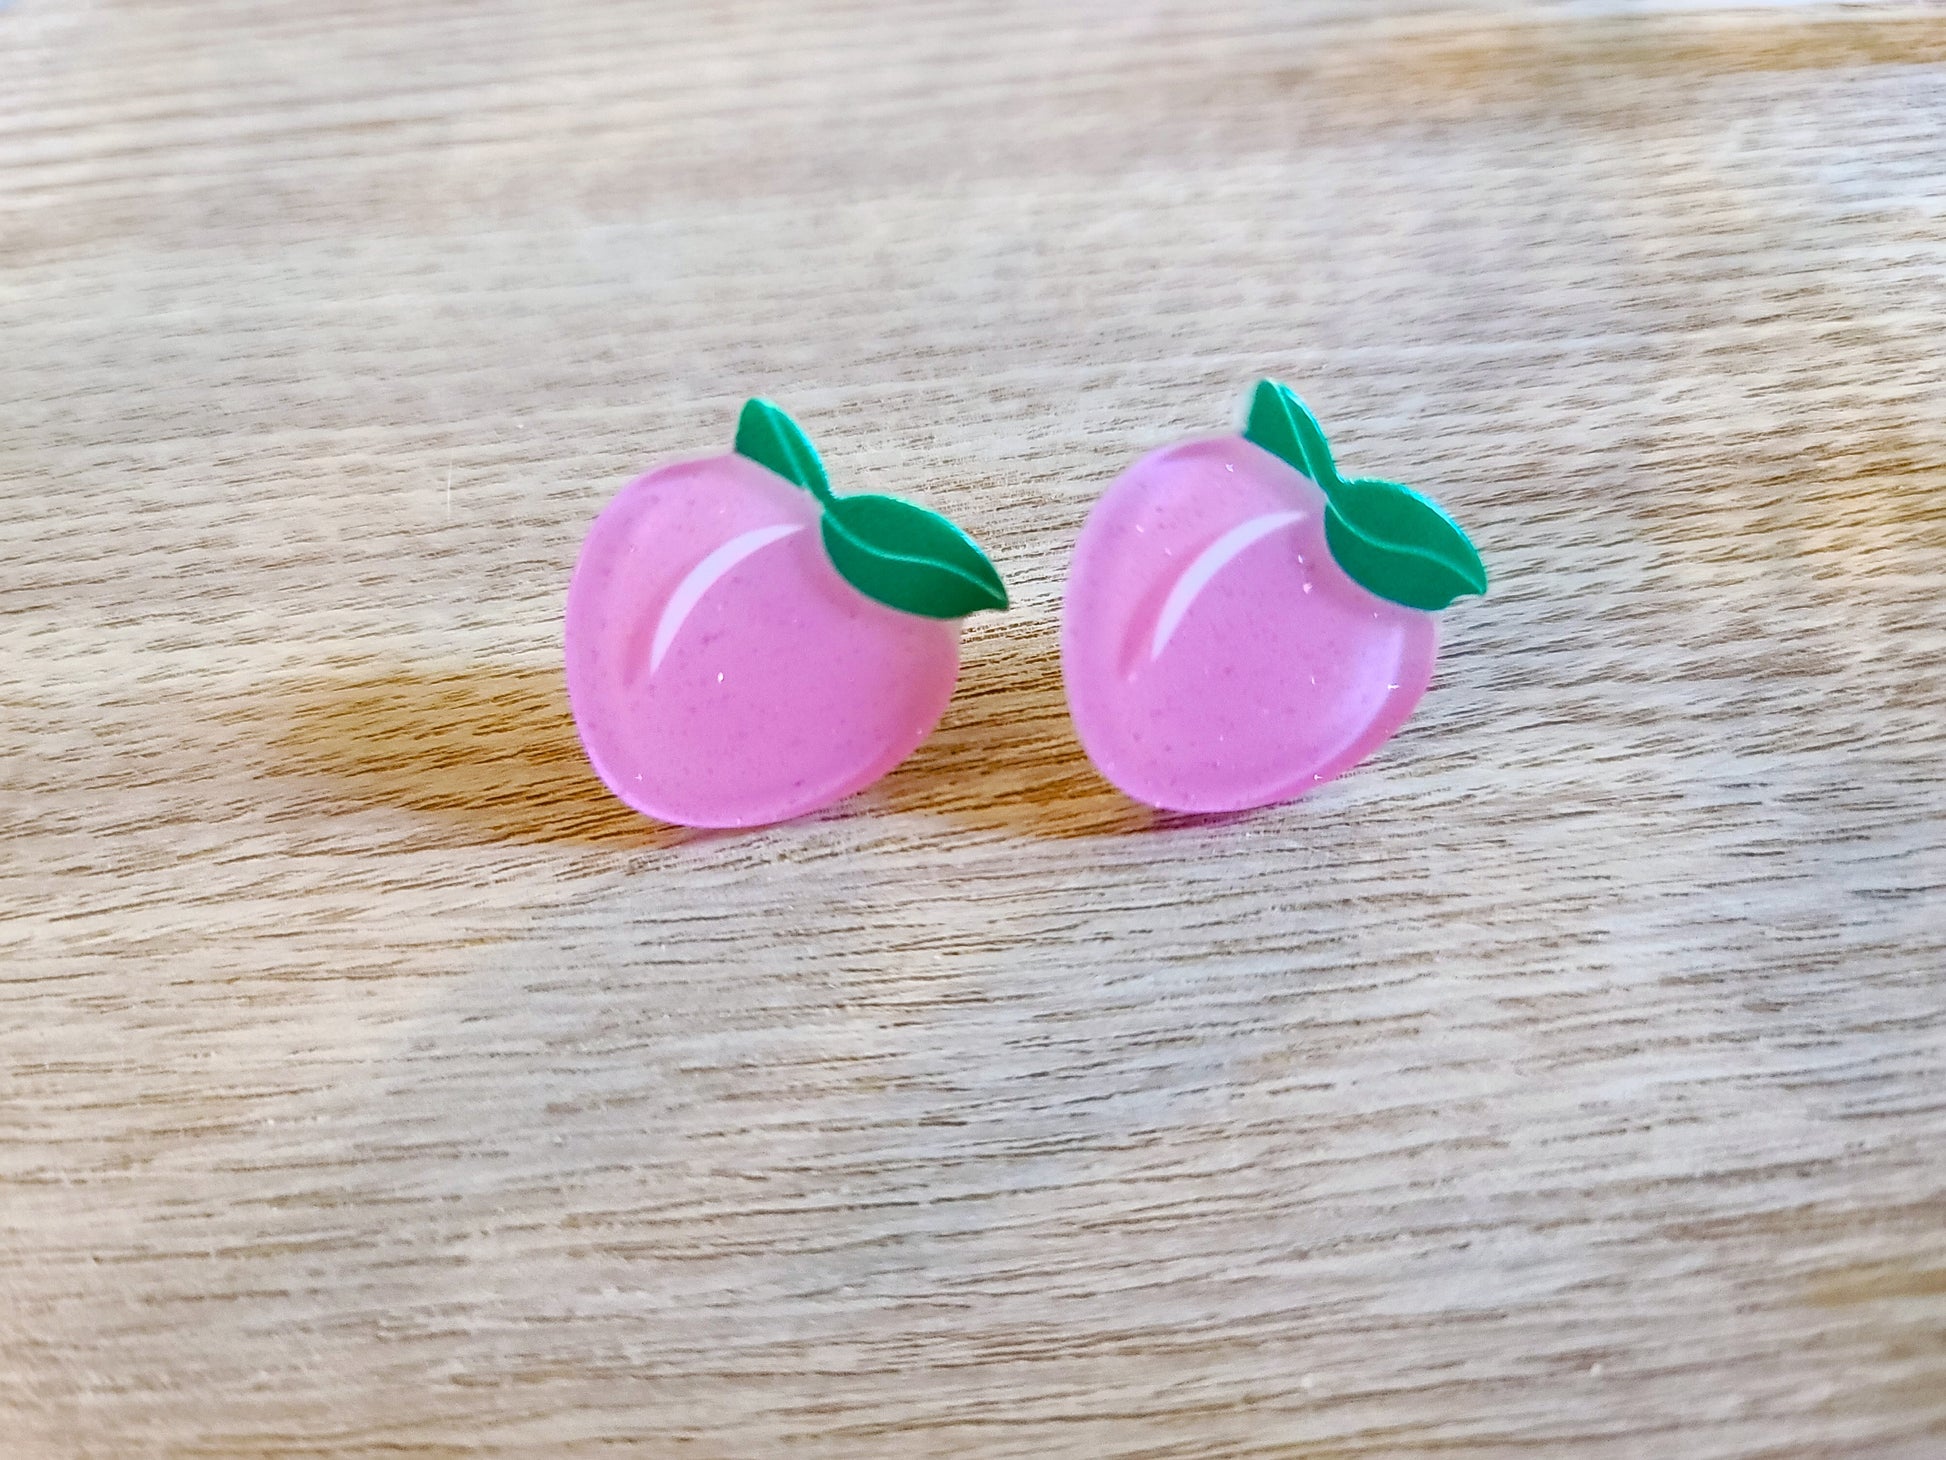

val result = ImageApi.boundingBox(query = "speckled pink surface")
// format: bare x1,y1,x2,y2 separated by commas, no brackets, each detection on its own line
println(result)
564,454,958,827
1062,435,1438,814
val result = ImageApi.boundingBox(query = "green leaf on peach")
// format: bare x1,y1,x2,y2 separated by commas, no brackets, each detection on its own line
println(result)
1242,377,1486,612
734,397,833,504
821,494,1009,620
1325,478,1488,612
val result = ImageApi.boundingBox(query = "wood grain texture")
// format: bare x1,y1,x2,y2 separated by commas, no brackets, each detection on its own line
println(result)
4,1,1944,1455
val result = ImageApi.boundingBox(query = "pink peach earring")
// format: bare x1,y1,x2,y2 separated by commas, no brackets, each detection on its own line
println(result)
563,399,1007,828
1061,380,1486,814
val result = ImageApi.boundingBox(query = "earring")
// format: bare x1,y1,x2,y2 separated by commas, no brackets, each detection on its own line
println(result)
564,399,1007,828
1061,380,1486,814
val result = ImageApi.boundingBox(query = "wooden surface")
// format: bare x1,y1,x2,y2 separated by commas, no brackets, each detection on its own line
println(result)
5,1,1944,1454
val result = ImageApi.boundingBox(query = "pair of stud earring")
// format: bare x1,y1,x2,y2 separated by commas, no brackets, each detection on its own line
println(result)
563,381,1488,829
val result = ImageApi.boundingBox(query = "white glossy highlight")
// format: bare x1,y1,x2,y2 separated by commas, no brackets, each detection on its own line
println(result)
649,522,803,674
1149,510,1304,661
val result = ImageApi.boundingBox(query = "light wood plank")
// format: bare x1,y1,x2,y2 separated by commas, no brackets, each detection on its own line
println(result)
4,2,1943,1455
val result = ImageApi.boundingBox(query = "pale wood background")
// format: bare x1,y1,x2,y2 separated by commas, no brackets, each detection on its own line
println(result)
4,1,1944,1455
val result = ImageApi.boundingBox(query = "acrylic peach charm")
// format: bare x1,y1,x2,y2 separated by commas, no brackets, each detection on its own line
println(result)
1061,381,1486,814
564,400,1007,828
